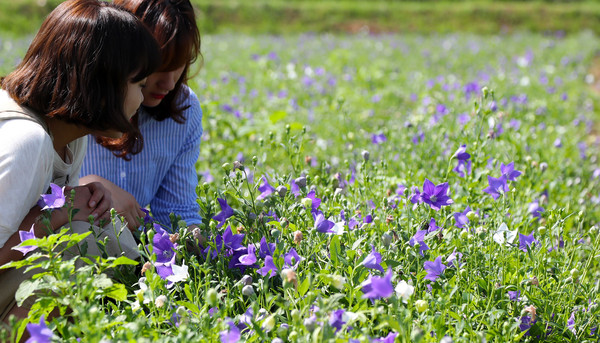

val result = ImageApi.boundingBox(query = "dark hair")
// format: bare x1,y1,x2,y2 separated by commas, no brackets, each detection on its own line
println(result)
1,0,161,159
114,0,201,122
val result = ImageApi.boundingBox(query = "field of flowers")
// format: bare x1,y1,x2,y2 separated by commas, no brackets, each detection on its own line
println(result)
2,31,600,342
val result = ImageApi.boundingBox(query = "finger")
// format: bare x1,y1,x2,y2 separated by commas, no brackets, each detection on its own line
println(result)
91,195,112,219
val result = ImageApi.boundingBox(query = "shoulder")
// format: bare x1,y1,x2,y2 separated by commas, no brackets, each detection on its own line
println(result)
177,85,203,127
0,119,51,154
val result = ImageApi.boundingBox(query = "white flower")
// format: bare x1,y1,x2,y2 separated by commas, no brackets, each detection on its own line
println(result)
166,262,189,285
395,280,414,303
329,220,346,235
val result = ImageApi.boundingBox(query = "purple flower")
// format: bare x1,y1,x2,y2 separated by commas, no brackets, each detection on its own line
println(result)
314,212,335,233
290,179,301,197
372,332,398,343
420,179,453,211
567,312,576,334
408,230,429,256
409,186,422,204
361,268,394,300
38,183,65,211
239,244,257,266
483,175,509,200
452,145,472,178
453,206,471,229
25,315,53,343
329,309,348,332
284,248,303,269
14,225,37,255
371,133,387,145
519,315,536,335
306,190,321,212
363,214,373,224
446,249,463,268
361,245,384,273
222,226,245,254
151,224,177,279
257,176,276,201
500,162,522,181
424,256,446,282
220,320,241,343
518,232,539,252
259,237,276,258
257,256,278,278
508,290,521,301
213,198,234,228
528,200,545,219
428,218,441,232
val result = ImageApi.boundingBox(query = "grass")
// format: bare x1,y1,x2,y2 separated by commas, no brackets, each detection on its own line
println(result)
2,1,600,36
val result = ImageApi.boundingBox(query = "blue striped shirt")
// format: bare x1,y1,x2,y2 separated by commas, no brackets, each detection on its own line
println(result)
81,85,203,227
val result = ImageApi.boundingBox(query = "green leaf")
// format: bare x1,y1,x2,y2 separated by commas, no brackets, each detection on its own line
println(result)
107,256,139,269
298,277,310,297
269,110,287,124
15,279,41,306
105,283,127,302
92,274,113,289
330,235,341,266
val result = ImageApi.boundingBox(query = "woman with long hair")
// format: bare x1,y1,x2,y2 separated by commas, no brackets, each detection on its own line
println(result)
81,0,204,232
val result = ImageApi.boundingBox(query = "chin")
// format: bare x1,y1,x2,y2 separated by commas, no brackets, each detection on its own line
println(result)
96,130,123,139
142,99,162,108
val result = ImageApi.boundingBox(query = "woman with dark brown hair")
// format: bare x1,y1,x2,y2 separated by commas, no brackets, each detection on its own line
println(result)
0,0,160,321
81,0,204,232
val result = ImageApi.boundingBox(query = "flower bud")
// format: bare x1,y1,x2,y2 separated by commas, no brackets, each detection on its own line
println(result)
361,150,370,162
301,198,312,209
262,315,276,331
141,261,152,275
331,275,346,290
295,176,307,188
293,230,303,244
281,268,298,288
233,160,243,170
155,295,167,308
271,229,281,240
304,317,316,332
415,299,428,313
169,233,179,244
241,275,253,286
537,226,546,235
276,185,287,198
570,268,580,279
466,211,479,224
242,285,255,296
206,288,218,307
222,163,231,173
291,309,300,322
540,162,548,172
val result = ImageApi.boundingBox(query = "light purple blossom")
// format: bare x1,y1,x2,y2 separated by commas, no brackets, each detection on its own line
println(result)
257,256,278,278
508,290,521,301
453,206,471,228
213,198,234,228
424,256,446,282
329,309,348,332
25,315,53,343
284,248,303,269
256,176,276,201
528,200,545,219
483,175,509,200
453,145,472,178
220,320,241,343
259,237,276,258
314,212,335,233
408,230,429,256
38,183,66,211
518,232,539,252
151,224,177,280
361,245,384,273
500,162,522,181
420,179,453,211
361,268,394,300
14,225,37,255
372,332,398,343
239,245,257,266
446,249,463,268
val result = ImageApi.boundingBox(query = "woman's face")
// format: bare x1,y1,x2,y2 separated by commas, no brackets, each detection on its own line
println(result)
124,78,147,119
141,65,185,108
96,78,146,139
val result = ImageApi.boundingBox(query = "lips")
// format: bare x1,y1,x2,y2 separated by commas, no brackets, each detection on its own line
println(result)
150,93,166,100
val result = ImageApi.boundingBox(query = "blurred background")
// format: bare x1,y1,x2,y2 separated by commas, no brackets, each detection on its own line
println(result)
2,0,600,37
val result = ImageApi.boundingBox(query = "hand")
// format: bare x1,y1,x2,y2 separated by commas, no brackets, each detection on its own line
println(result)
80,175,145,231
63,183,112,224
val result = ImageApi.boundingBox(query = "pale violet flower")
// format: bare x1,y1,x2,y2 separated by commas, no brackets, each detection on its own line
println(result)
166,262,189,286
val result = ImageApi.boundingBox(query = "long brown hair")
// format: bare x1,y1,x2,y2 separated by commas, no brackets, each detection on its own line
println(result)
1,0,161,159
115,0,201,123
